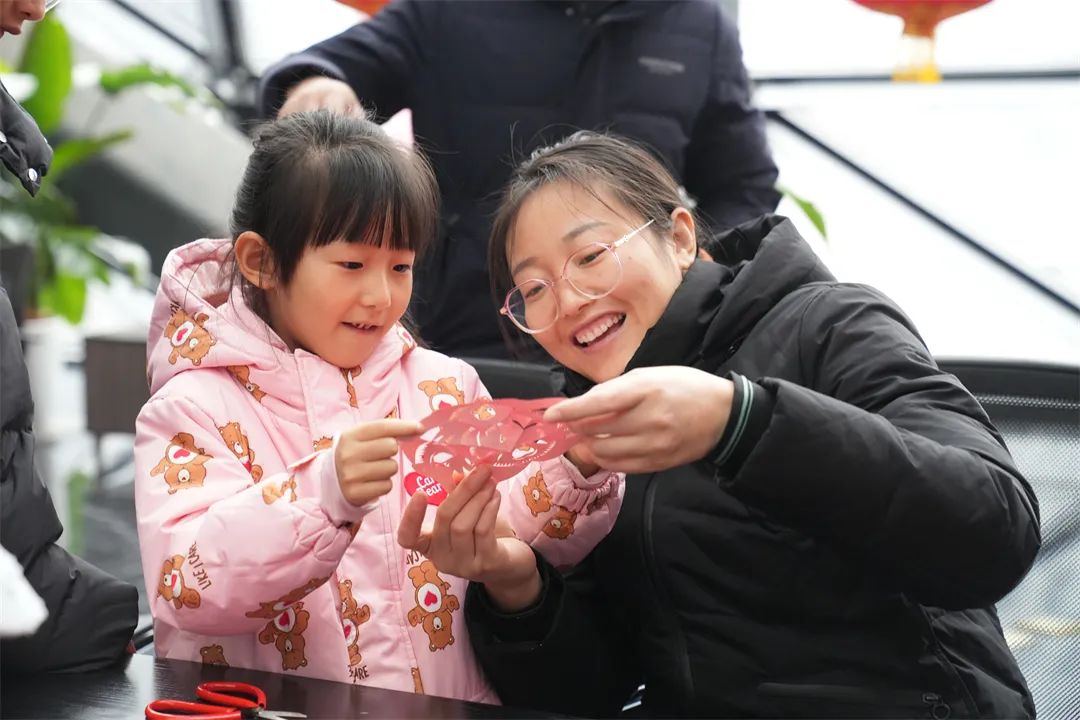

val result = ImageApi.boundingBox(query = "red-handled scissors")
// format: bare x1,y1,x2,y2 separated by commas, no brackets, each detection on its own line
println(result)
145,681,307,720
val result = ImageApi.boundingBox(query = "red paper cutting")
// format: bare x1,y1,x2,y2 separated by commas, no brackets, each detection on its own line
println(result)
399,398,580,506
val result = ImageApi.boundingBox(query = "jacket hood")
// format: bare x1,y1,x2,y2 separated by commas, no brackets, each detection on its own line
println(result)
564,214,833,394
146,238,416,407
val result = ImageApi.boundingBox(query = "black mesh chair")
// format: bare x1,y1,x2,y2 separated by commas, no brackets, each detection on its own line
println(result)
940,360,1080,720
459,357,559,399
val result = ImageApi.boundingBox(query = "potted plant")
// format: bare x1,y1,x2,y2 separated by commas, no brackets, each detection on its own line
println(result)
0,12,213,452
0,12,211,325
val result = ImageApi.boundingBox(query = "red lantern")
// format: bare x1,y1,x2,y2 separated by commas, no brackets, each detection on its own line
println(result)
333,0,391,16
852,0,993,81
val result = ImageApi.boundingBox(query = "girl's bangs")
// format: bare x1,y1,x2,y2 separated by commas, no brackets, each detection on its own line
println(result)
302,144,435,255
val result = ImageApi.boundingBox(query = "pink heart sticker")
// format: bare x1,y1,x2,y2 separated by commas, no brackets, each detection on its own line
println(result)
403,470,450,506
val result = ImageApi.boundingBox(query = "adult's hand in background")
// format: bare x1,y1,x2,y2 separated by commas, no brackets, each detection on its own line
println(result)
279,76,365,118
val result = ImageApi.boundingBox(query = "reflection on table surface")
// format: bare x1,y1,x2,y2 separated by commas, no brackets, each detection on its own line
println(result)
0,654,568,720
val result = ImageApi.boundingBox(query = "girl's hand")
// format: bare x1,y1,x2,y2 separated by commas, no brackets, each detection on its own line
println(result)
564,444,601,478
335,419,422,506
545,366,735,474
397,466,542,611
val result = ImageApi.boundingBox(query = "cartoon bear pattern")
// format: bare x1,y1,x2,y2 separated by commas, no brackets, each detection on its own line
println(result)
150,434,212,495
418,378,466,411
342,366,363,409
406,561,460,652
157,555,201,610
218,421,263,482
200,644,229,667
338,578,371,667
163,307,216,366
226,365,266,402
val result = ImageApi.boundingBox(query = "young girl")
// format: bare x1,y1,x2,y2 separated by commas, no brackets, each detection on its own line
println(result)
133,111,621,702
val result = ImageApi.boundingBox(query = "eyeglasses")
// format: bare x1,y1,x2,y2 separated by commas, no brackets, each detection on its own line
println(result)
44,0,62,13
501,219,655,335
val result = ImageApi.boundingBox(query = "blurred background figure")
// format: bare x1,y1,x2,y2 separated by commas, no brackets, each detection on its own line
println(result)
259,0,780,359
0,2,139,670
1,289,138,673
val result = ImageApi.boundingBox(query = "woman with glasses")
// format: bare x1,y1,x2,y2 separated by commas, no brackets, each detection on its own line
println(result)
414,131,1038,718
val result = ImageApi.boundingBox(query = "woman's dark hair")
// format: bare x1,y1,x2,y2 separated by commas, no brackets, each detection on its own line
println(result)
229,110,438,314
488,131,702,311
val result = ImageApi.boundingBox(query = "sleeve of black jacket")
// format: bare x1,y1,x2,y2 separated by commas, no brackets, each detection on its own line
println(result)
682,3,779,234
0,289,139,673
723,283,1041,611
465,552,638,718
0,79,52,196
257,0,428,119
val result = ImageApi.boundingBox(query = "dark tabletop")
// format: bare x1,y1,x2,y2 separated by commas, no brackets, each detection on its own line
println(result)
0,654,566,719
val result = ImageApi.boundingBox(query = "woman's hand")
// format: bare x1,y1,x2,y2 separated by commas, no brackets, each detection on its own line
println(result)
545,366,734,474
279,76,366,118
335,419,422,506
397,466,542,611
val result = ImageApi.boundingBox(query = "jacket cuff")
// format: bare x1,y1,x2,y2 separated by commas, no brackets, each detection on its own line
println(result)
257,56,348,117
469,549,558,643
708,371,775,476
557,453,615,491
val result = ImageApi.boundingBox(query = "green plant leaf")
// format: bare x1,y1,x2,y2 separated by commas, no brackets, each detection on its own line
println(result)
38,269,87,324
33,225,108,320
18,14,72,135
52,226,115,287
48,130,134,182
90,255,111,284
0,181,79,225
777,184,827,240
48,223,100,247
99,63,202,100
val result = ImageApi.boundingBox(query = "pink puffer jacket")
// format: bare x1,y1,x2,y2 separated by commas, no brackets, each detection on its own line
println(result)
134,238,623,702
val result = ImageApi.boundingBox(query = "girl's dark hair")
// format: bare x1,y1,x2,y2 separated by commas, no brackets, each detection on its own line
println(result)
488,131,702,310
229,110,438,314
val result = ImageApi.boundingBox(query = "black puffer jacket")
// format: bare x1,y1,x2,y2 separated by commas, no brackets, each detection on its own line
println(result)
466,216,1039,718
1,302,138,669
259,0,779,357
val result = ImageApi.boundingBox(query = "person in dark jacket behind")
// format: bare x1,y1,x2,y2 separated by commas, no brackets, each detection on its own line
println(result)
0,18,139,669
1,288,138,673
259,0,780,359
396,132,1040,718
